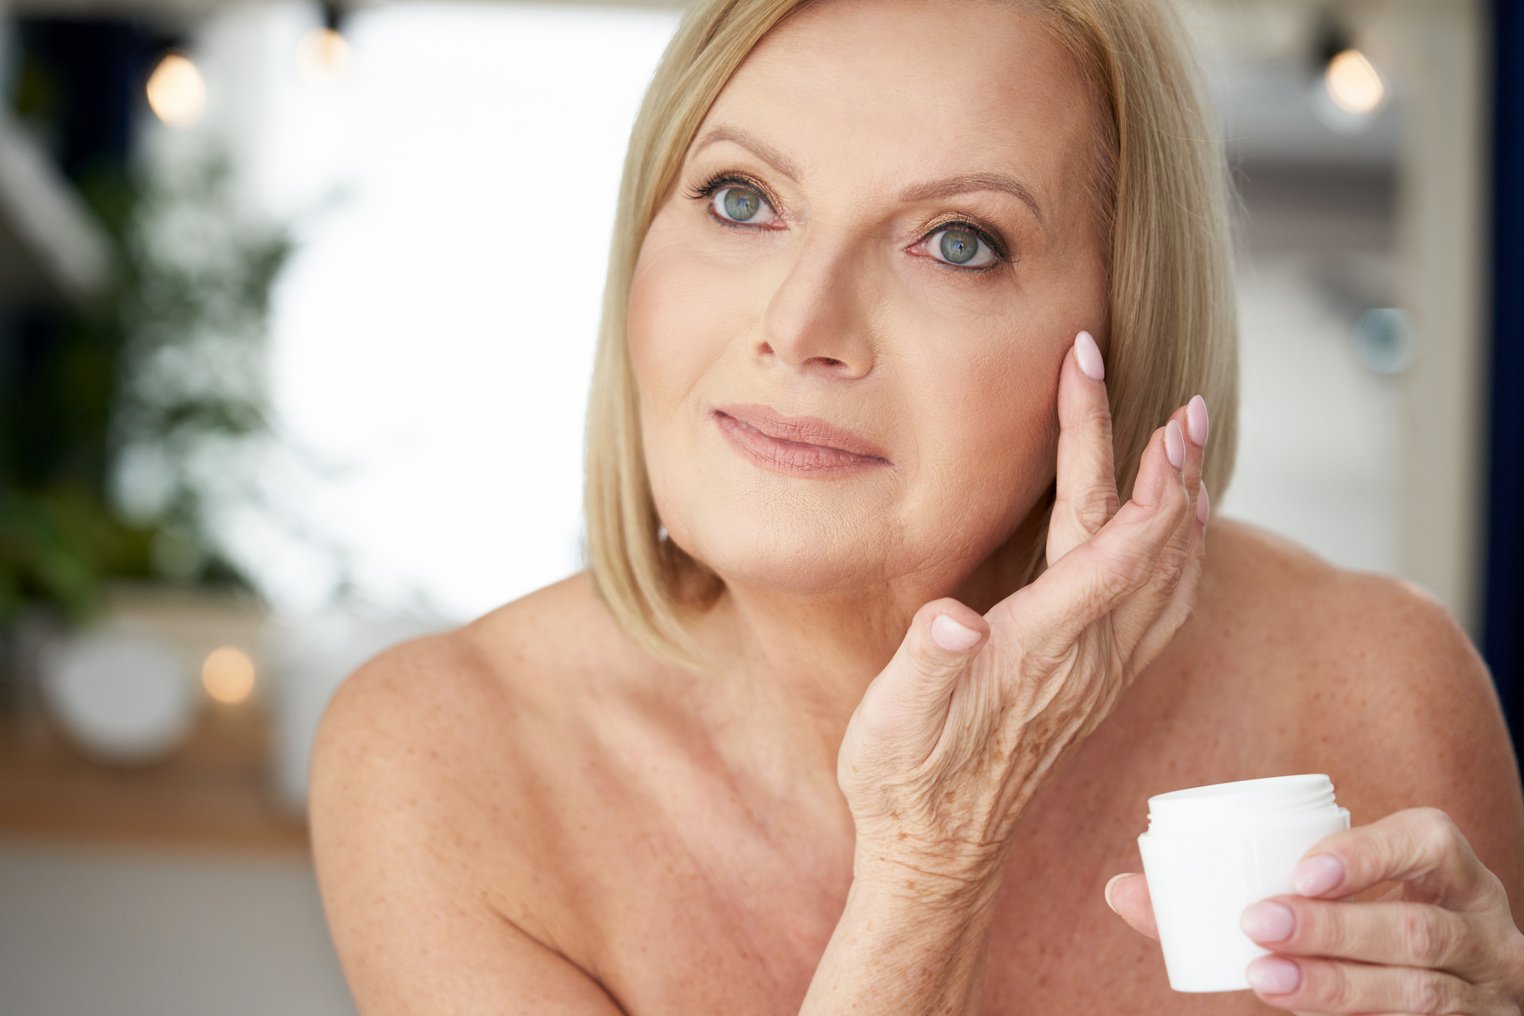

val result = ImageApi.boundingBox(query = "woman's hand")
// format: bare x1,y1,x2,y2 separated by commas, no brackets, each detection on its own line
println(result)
838,329,1211,903
1105,806,1524,1013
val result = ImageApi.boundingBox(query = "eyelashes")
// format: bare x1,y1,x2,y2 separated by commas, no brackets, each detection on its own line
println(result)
681,170,1017,277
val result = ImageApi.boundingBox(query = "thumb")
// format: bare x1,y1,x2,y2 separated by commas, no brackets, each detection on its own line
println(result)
1104,873,1159,940
854,599,988,755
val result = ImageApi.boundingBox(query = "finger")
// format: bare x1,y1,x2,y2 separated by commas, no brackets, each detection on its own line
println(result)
852,598,989,764
1243,953,1475,1014
1001,428,1177,662
1103,872,1160,940
1290,808,1504,912
1114,396,1209,667
993,422,1187,660
1241,896,1487,979
1124,482,1207,676
1047,330,1120,564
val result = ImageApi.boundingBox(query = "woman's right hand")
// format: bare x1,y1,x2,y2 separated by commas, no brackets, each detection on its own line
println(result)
837,329,1211,905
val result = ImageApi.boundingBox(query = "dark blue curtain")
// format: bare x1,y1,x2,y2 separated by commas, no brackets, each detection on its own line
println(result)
1486,0,1524,759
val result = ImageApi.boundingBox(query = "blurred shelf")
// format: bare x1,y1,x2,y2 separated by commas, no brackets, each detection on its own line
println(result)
0,690,309,857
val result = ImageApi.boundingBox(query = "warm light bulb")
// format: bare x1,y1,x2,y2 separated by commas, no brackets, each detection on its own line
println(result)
299,26,351,80
145,51,207,127
1324,48,1386,116
202,646,256,705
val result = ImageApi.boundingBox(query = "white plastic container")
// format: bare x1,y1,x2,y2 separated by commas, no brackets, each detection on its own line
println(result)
1136,773,1350,992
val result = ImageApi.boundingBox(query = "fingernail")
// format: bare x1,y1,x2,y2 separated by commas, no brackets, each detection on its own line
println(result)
931,613,981,652
1165,420,1184,470
1075,330,1105,381
1104,873,1127,913
1240,901,1294,942
1292,853,1344,896
1186,395,1209,446
1246,957,1300,994
1196,483,1210,525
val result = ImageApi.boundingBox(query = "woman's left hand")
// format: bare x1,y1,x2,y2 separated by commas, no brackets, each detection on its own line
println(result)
1104,806,1524,1013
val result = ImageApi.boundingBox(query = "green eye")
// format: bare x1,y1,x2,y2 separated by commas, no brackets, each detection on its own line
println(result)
720,185,765,222
683,173,779,226
938,227,982,266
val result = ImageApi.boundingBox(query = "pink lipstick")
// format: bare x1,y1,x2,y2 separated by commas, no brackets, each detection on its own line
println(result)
712,404,891,478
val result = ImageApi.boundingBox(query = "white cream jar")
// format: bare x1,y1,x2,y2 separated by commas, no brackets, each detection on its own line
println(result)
1136,773,1351,992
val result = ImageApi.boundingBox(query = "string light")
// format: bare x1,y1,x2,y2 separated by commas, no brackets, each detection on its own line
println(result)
1324,47,1386,116
299,2,352,80
145,50,206,127
202,645,257,705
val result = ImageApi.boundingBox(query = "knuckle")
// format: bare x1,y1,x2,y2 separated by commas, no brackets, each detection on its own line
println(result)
1068,488,1120,532
1299,902,1346,955
1402,970,1453,1014
1152,543,1189,590
1100,549,1151,601
1484,867,1512,912
1081,402,1114,435
1400,905,1447,966
1315,962,1357,1010
1417,805,1460,839
1420,807,1467,858
1151,600,1195,647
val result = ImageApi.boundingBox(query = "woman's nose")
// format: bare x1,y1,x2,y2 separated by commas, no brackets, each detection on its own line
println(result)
756,237,875,379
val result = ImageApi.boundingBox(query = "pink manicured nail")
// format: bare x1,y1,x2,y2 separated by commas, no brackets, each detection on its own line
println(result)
1241,901,1294,942
1074,331,1105,381
1292,854,1345,896
931,614,981,652
1196,483,1210,525
1165,420,1184,470
1103,873,1127,913
1186,395,1209,446
1246,957,1300,994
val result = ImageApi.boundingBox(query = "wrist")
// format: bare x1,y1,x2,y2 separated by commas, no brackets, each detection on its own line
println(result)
852,841,1006,917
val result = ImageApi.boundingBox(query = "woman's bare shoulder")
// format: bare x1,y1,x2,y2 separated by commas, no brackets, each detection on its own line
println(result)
306,590,634,1010
1193,514,1494,739
1201,517,1524,908
312,571,628,780
1190,514,1456,655
308,575,634,963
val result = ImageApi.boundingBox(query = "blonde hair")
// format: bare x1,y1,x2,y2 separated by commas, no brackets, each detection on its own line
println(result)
582,0,1241,672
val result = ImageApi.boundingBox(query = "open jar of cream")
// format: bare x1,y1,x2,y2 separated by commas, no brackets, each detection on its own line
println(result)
1137,773,1351,992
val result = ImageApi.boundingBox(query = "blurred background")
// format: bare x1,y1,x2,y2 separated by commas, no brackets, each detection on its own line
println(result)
0,0,1517,1012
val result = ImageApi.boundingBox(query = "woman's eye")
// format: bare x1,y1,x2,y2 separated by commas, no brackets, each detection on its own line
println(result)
709,183,779,226
922,225,1002,271
687,174,1010,274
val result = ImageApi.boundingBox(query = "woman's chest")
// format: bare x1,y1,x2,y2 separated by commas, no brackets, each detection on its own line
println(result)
545,699,1289,1016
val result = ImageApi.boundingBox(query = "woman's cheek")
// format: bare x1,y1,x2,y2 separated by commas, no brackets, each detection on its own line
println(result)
907,342,1059,523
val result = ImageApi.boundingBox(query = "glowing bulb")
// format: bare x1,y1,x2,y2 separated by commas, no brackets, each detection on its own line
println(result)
146,51,207,127
1324,48,1386,116
202,646,256,705
299,27,351,80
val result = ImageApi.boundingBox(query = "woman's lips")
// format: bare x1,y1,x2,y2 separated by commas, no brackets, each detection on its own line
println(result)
712,409,891,477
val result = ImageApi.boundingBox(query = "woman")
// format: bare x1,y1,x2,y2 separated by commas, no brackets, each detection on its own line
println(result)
308,0,1524,1012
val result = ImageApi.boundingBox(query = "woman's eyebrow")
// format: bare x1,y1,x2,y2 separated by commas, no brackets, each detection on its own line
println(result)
691,123,1047,228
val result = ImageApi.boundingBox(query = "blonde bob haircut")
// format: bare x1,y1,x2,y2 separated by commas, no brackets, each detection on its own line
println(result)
583,0,1241,673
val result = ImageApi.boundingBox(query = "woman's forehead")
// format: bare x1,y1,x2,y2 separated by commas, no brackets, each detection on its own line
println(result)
693,0,1099,218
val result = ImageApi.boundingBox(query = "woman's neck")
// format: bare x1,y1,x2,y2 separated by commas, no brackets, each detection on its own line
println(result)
677,507,1048,812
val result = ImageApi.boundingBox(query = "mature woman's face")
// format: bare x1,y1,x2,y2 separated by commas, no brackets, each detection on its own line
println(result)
628,0,1109,597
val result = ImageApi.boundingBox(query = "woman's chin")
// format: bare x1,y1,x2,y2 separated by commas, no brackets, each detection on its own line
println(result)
675,528,886,597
